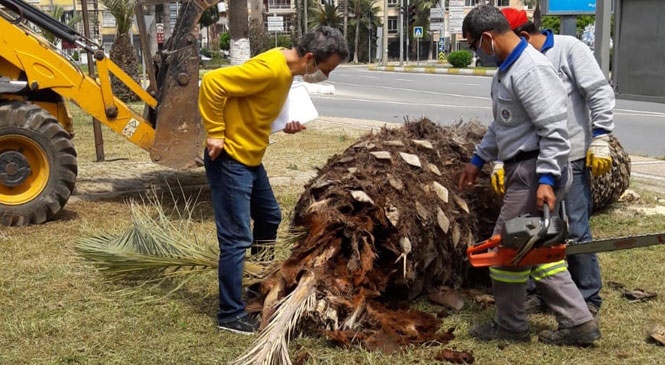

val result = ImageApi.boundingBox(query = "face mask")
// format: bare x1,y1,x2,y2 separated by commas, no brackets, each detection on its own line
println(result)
476,34,501,65
303,69,328,83
303,59,328,83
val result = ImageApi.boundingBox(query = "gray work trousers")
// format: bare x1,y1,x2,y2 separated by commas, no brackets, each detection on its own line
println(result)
491,157,593,332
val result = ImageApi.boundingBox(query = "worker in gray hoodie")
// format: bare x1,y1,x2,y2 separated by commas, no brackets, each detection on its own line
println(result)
498,7,616,322
458,5,600,346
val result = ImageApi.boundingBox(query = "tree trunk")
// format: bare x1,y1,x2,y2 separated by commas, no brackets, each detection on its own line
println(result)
109,33,140,102
342,0,348,39
353,3,360,63
229,0,250,65
162,2,171,41
533,1,542,29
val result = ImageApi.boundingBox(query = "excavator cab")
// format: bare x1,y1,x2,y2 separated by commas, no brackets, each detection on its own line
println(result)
0,0,217,226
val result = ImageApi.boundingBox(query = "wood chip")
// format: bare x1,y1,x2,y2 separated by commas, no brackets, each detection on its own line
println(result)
428,163,442,176
388,174,403,191
416,201,428,222
411,139,433,149
383,140,405,147
452,194,470,214
350,190,374,204
399,152,422,168
452,225,461,246
369,151,392,161
437,207,450,233
648,324,665,346
384,205,400,226
432,182,449,203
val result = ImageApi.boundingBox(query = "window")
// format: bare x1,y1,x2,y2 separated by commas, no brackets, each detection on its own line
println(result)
465,0,482,6
388,16,398,34
497,0,510,6
102,11,116,27
388,0,399,6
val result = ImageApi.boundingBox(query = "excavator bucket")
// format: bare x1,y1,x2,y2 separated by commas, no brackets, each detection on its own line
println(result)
144,0,217,169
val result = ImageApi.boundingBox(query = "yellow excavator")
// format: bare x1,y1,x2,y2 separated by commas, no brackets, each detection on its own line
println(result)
0,0,218,226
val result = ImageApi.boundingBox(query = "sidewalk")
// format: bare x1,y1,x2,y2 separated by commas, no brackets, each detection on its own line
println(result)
369,64,496,77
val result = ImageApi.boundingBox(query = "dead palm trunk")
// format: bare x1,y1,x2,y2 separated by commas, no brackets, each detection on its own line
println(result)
229,0,250,64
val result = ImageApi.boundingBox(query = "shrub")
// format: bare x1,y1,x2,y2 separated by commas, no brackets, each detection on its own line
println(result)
447,50,473,68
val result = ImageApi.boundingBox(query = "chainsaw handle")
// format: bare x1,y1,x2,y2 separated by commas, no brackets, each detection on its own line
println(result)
467,235,502,267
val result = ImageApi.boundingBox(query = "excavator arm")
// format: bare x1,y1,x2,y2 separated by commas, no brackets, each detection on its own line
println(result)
0,0,218,225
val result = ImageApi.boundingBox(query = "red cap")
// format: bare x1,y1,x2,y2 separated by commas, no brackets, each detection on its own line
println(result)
501,8,528,30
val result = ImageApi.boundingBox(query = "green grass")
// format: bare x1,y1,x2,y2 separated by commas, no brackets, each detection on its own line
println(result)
2,108,665,364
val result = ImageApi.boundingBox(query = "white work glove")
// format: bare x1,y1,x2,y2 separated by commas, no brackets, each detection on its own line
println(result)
490,161,505,196
586,134,612,176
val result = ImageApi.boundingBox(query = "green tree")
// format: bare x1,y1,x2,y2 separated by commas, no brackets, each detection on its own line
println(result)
100,0,140,102
309,1,342,30
42,5,81,46
199,6,220,51
348,0,379,63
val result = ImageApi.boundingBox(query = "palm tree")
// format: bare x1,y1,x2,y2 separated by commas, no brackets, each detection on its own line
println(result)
309,1,342,30
42,5,82,46
228,0,250,64
101,0,140,102
349,0,379,63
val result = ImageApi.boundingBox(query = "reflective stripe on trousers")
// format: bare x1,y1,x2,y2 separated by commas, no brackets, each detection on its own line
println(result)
490,260,568,283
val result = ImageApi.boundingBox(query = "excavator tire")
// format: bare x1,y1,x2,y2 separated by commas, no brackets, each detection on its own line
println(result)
0,101,77,226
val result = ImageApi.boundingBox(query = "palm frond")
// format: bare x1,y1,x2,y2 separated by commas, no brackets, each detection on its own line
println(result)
232,273,317,365
76,188,270,286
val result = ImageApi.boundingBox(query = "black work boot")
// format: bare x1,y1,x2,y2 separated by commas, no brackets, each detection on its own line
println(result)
538,320,601,346
469,321,531,342
587,303,600,327
525,294,548,314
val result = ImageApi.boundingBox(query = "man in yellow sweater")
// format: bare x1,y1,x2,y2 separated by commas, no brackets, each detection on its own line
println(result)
198,26,348,335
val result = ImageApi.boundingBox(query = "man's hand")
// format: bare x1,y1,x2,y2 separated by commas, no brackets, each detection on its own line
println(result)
586,134,612,176
283,121,306,134
206,137,225,161
458,163,481,192
536,184,556,211
490,161,505,195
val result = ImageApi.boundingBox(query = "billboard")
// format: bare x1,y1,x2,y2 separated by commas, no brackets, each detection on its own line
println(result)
613,0,665,103
541,0,597,15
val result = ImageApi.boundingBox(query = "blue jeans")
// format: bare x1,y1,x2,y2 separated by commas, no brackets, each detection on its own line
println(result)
204,150,281,323
564,158,602,308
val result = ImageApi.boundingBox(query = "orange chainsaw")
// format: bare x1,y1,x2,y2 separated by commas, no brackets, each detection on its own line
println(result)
467,203,665,267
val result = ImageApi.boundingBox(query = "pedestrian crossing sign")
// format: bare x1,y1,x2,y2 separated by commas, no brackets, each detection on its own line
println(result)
413,26,423,38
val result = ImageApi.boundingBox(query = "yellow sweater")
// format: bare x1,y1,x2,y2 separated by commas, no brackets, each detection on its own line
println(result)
199,48,293,166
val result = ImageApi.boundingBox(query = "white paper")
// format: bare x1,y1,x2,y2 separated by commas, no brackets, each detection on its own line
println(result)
271,82,319,134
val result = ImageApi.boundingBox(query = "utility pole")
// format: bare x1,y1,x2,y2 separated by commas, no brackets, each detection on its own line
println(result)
594,0,611,78
399,0,404,66
405,0,409,62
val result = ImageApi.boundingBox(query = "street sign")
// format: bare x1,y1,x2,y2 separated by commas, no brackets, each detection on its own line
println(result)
542,0,597,15
430,7,445,18
438,37,445,52
413,26,423,39
449,0,464,34
267,15,284,32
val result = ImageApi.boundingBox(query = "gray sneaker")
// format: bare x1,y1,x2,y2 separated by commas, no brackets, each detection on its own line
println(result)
217,315,259,335
538,320,601,346
469,321,530,342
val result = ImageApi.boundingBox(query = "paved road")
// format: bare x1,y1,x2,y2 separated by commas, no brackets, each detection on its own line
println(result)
313,67,665,158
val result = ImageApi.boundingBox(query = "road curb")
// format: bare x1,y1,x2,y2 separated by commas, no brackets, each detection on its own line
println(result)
369,65,496,76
